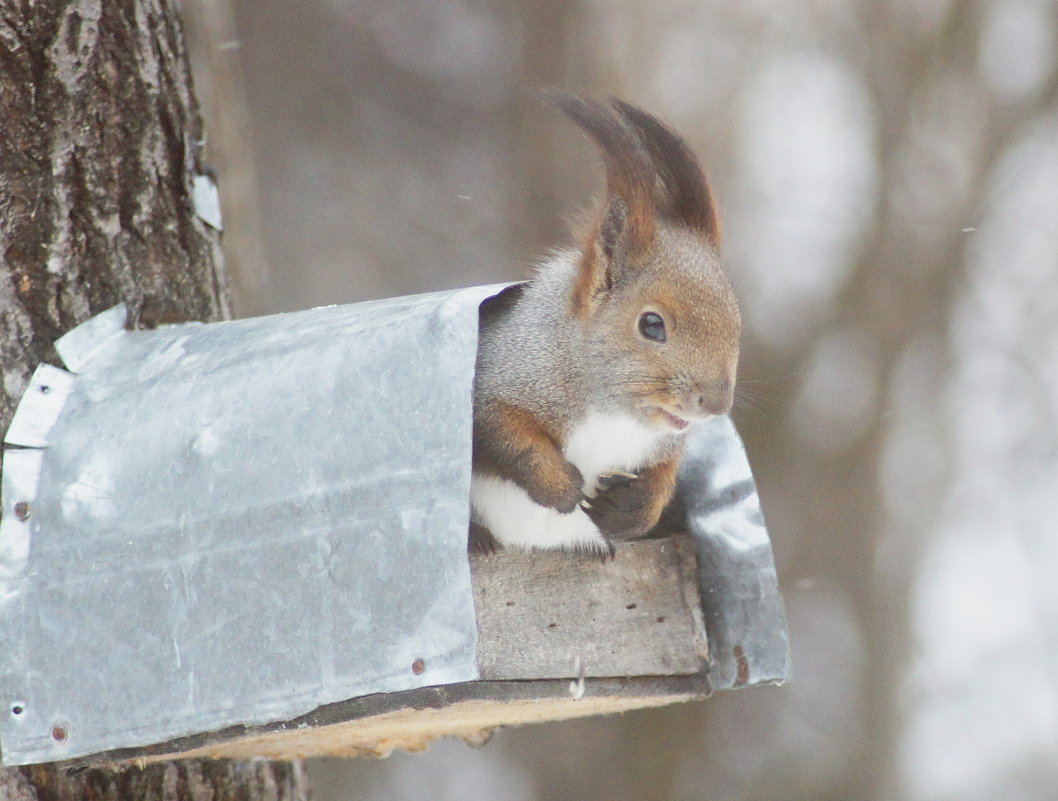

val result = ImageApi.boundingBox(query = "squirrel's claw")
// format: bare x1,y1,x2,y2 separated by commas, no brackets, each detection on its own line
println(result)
571,536,616,563
601,537,617,561
468,522,501,556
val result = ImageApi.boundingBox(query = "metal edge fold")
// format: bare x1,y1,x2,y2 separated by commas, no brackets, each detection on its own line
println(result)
53,304,128,374
3,365,75,449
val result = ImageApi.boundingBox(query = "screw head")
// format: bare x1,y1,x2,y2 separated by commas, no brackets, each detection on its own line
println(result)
13,502,30,521
411,659,425,675
51,724,68,743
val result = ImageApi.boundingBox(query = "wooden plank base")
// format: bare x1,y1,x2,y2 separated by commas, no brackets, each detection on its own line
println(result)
115,675,712,764
474,535,708,679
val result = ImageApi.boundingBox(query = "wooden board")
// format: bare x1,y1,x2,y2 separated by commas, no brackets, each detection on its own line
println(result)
474,535,708,679
62,535,710,766
93,676,712,764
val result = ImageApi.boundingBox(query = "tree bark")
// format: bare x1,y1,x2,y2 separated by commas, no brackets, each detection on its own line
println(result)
0,0,230,423
1,2,306,798
1,761,310,801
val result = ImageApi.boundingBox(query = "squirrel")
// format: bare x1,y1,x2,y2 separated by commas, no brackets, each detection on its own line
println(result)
470,94,740,558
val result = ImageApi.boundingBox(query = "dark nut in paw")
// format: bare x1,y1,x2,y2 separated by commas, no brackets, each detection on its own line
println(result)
596,471,637,492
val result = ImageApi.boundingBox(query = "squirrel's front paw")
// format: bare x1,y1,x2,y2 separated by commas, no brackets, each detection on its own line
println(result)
525,461,586,514
582,474,657,540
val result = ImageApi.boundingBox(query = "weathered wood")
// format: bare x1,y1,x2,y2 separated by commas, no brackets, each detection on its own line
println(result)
474,535,708,679
128,675,712,763
57,535,711,767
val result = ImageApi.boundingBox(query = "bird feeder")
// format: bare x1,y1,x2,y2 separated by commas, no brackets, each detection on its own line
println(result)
0,285,789,767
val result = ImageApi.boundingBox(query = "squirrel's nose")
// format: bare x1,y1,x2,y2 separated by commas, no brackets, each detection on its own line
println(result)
684,380,733,418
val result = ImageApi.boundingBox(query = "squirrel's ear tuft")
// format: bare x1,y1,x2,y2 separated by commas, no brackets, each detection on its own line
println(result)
546,92,657,314
547,92,656,253
610,98,721,249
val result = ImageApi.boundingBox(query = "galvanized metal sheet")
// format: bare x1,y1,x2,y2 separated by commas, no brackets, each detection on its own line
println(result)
0,286,502,765
3,365,75,449
50,304,128,375
676,417,791,689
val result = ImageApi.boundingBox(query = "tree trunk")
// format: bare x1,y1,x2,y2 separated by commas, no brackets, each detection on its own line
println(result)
1,761,310,801
0,0,230,421
1,2,307,798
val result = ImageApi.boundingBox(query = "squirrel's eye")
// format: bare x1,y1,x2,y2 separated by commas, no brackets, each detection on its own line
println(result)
638,312,667,343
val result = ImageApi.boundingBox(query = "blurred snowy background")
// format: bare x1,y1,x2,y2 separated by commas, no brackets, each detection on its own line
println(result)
182,1,1058,799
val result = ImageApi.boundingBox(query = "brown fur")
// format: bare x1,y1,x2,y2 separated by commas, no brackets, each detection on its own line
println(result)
548,94,657,251
571,220,603,318
473,399,584,513
549,94,659,318
611,99,721,246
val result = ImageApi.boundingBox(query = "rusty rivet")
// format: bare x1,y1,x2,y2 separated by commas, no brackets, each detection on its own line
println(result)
51,724,68,743
411,659,425,675
734,644,750,686
13,502,30,521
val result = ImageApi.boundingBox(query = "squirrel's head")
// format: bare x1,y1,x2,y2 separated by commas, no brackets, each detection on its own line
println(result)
551,94,740,432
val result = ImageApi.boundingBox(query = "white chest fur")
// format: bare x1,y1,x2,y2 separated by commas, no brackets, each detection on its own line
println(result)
563,412,665,494
470,411,667,553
